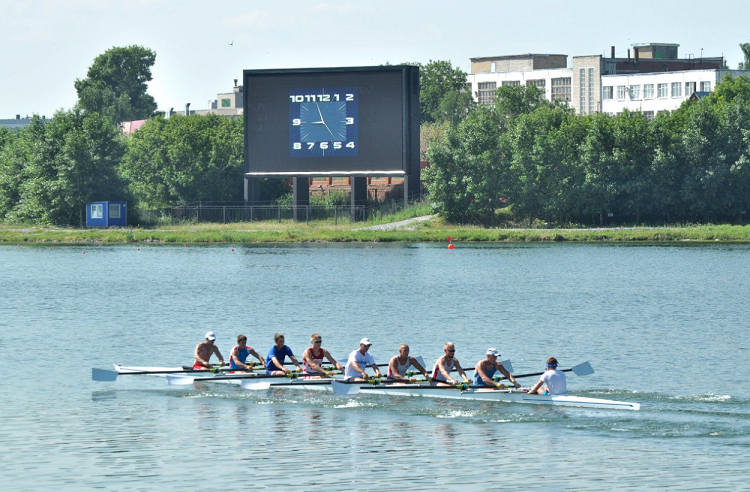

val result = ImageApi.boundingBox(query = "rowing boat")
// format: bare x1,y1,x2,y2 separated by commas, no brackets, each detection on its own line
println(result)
104,365,640,410
331,381,641,411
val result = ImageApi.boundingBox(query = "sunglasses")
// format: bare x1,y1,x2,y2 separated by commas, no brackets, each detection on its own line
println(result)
313,339,322,343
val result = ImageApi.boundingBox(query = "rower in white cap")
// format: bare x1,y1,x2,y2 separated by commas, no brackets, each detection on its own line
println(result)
345,338,382,381
193,331,225,370
473,348,520,389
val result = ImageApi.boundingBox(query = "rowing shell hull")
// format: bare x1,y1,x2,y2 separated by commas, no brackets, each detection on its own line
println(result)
114,366,639,410
115,365,336,390
355,385,640,410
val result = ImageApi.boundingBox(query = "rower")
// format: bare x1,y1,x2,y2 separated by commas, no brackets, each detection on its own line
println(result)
265,333,302,375
388,344,429,382
229,335,265,372
302,333,343,376
345,338,381,381
526,357,567,395
473,348,520,389
431,342,469,386
193,331,225,370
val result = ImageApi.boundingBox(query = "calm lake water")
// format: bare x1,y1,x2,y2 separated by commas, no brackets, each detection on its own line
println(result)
1,242,748,491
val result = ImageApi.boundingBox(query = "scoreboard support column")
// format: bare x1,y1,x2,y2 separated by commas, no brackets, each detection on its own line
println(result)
351,176,367,222
293,177,310,221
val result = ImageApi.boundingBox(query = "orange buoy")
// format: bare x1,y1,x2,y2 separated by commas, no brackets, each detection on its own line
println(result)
448,244,455,250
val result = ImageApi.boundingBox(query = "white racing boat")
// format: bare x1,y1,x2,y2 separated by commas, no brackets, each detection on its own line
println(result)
331,381,641,411
93,362,641,410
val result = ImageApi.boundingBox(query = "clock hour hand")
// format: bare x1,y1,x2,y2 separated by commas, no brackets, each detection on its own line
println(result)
315,102,326,124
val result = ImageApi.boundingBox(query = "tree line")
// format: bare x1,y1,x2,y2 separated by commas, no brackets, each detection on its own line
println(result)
425,76,750,225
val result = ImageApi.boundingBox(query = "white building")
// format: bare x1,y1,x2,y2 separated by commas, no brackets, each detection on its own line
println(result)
601,69,750,118
467,44,729,116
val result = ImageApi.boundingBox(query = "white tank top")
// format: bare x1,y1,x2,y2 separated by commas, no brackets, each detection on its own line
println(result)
388,357,412,377
432,357,455,382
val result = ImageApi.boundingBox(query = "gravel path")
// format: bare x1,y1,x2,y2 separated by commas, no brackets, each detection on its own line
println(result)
354,215,437,231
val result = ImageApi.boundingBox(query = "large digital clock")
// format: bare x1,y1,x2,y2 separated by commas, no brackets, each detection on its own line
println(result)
289,87,358,157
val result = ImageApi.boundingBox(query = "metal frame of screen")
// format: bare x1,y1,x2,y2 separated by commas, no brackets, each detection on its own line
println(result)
243,65,419,177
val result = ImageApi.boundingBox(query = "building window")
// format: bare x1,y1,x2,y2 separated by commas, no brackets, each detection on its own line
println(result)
477,82,497,104
700,81,711,92
527,79,545,88
91,204,103,219
685,82,696,96
502,80,520,86
109,204,121,219
658,83,669,98
671,82,682,97
579,68,586,114
603,86,613,100
552,78,571,101
643,111,655,121
617,86,627,100
221,98,231,107
629,85,641,100
644,84,654,99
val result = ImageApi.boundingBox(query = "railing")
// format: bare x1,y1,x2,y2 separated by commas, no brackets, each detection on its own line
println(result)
169,205,366,224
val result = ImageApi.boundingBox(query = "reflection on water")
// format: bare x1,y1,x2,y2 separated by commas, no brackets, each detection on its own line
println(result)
2,243,750,490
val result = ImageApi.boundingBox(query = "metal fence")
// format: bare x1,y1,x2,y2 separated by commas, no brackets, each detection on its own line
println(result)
168,205,366,224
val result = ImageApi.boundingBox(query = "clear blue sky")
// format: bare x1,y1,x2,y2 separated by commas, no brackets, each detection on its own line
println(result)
1,0,748,118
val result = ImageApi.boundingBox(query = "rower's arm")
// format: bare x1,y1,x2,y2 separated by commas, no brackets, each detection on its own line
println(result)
324,350,343,371
527,380,543,394
270,357,287,372
454,359,469,382
289,355,301,369
498,363,520,387
410,356,429,378
350,360,367,378
249,348,264,366
371,363,381,377
212,346,225,365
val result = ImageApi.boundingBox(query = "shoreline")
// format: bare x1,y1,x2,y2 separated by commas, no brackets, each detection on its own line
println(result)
2,222,750,244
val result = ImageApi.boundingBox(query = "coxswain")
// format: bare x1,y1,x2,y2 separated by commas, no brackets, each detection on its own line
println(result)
526,357,567,395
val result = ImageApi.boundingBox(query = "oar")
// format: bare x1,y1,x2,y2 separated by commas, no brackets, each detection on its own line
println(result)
500,361,594,381
92,367,229,381
165,371,337,385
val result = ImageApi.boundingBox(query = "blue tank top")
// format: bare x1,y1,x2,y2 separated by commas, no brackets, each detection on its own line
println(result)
472,362,498,386
230,346,250,369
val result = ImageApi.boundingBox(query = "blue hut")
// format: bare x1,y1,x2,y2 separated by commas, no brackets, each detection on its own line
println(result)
86,201,127,228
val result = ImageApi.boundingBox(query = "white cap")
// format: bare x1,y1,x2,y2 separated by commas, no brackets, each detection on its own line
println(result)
205,331,216,341
359,337,372,346
487,348,500,356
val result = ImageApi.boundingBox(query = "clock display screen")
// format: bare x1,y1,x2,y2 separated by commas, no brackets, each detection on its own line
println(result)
289,87,358,157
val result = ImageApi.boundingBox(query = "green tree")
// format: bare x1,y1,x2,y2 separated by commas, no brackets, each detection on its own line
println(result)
739,42,750,69
2,111,128,225
74,45,157,123
420,60,469,124
425,105,505,223
121,114,244,207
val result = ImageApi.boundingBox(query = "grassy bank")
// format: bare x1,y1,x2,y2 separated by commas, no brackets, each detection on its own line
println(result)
3,217,750,244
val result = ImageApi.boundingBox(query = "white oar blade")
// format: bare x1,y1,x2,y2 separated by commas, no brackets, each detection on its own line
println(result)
92,368,118,382
241,380,271,390
415,356,426,369
571,361,594,376
331,380,360,396
166,374,196,385
500,359,513,373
